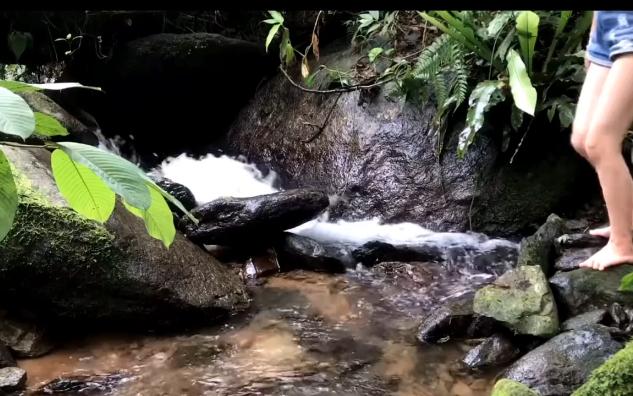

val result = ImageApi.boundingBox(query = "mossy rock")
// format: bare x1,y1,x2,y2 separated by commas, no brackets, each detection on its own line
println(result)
0,147,248,328
491,379,540,396
516,213,567,274
573,340,633,396
473,265,559,336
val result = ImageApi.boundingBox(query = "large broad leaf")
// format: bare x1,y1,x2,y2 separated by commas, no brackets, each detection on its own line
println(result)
0,148,17,242
51,149,116,222
457,80,506,158
29,82,102,92
0,86,35,138
124,186,176,248
507,49,537,116
56,142,151,210
487,11,514,38
515,11,540,75
34,112,69,137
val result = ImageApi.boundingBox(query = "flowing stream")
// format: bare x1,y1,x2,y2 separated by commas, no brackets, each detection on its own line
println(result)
18,153,517,396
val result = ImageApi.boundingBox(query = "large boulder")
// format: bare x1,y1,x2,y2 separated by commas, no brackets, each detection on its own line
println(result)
68,33,277,167
224,40,592,235
0,147,249,328
503,326,622,395
180,189,330,246
474,265,559,337
549,266,633,317
573,340,633,395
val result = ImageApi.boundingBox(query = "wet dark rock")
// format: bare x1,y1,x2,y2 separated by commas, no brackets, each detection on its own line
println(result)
0,147,249,328
554,247,599,272
561,309,608,331
70,33,276,166
462,333,520,370
181,189,330,246
32,373,128,395
352,241,442,267
468,241,519,276
503,326,622,395
244,249,281,279
0,367,26,392
0,317,53,358
417,297,498,344
549,265,633,317
275,233,346,274
0,344,15,369
474,266,559,337
149,175,197,212
554,233,606,254
516,214,567,274
225,40,591,235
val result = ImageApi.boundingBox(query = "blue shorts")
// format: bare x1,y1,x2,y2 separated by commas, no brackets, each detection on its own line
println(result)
587,11,633,68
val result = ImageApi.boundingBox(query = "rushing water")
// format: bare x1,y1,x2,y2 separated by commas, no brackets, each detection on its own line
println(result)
19,153,515,395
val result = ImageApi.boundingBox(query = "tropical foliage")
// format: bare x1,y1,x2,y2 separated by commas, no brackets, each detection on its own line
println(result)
0,80,190,248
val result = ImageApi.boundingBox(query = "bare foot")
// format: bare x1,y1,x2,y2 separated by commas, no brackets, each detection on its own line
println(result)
579,241,633,271
589,225,611,238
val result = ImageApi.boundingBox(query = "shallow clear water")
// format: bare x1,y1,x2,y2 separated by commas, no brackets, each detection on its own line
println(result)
20,265,501,396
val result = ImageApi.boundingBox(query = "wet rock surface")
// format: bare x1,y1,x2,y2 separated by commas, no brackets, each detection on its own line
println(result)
0,147,249,328
181,189,330,246
554,247,599,272
417,297,498,344
0,344,15,369
150,175,197,213
224,41,590,235
352,241,443,267
462,333,520,370
549,265,633,316
32,373,129,395
503,325,622,396
474,266,559,337
516,214,566,274
275,233,347,273
561,309,608,331
0,317,53,358
0,367,26,392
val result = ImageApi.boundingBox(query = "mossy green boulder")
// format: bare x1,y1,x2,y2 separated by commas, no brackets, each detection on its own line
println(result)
516,213,567,274
573,340,633,396
491,379,540,396
473,265,559,336
0,147,249,328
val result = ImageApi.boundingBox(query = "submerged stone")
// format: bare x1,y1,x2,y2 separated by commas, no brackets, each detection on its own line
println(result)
462,333,520,370
275,233,347,274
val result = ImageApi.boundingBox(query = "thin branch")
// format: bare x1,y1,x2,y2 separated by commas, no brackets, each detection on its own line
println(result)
0,141,53,149
509,117,536,164
278,66,392,94
304,92,343,143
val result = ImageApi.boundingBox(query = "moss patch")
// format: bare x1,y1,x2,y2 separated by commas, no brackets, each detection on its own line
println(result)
572,341,633,396
491,379,540,396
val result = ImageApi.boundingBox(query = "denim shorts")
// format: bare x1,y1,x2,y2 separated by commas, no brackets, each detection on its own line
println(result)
587,11,633,67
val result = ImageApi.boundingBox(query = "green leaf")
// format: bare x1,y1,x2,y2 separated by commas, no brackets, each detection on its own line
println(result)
34,112,69,137
0,148,17,242
146,182,197,224
495,27,516,61
507,49,537,116
268,10,284,24
558,103,575,128
124,185,175,248
56,142,152,210
7,31,31,62
0,86,35,139
263,18,278,25
369,11,380,20
51,149,115,223
284,43,295,65
556,11,572,36
368,47,383,62
619,271,633,292
265,23,281,52
515,11,540,75
457,80,506,158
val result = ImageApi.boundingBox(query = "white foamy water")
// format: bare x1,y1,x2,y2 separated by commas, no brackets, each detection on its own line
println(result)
156,153,517,252
157,153,278,204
